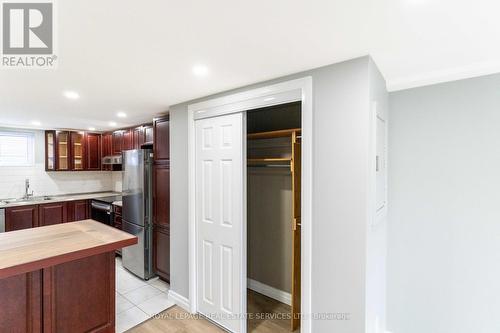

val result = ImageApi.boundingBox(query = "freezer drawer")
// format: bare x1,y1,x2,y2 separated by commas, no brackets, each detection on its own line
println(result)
121,219,154,280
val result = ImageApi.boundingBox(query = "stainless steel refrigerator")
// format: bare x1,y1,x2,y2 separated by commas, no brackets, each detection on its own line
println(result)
121,149,155,280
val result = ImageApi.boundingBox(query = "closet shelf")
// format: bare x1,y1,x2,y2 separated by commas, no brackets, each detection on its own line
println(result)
247,128,301,140
248,157,291,164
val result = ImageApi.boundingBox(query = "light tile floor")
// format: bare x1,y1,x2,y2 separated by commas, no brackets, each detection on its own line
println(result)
115,257,175,333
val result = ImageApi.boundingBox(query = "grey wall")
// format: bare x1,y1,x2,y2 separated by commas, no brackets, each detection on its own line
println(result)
388,74,500,333
169,104,190,297
170,56,385,332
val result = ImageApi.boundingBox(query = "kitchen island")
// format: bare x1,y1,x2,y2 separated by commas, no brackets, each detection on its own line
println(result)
0,220,137,333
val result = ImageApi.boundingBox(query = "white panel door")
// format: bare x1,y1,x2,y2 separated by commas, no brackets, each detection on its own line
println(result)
195,113,245,333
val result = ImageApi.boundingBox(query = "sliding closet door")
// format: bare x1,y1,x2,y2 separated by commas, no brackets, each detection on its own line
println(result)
195,113,245,333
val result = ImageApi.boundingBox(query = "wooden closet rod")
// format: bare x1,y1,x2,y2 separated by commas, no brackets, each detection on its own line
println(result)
247,128,301,140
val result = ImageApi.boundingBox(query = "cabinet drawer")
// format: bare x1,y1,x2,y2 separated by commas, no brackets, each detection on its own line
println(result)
113,204,122,215
113,214,122,229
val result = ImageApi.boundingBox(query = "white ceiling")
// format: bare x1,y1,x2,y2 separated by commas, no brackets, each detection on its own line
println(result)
1,0,499,131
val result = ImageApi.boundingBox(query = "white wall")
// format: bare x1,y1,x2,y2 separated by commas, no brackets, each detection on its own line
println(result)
366,59,388,333
170,56,387,332
0,128,119,199
388,74,500,333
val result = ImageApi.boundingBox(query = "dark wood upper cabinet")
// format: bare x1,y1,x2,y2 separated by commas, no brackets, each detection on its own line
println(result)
5,205,39,231
85,133,101,170
153,224,170,282
102,133,112,157
101,133,112,171
122,129,133,151
67,200,88,222
144,125,153,143
133,127,145,149
55,131,70,171
45,122,151,172
153,163,170,226
45,131,56,171
39,202,67,226
70,131,85,171
153,116,169,162
112,131,123,155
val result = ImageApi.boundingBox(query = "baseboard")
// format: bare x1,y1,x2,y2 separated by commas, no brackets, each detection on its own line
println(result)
168,290,191,312
247,278,291,306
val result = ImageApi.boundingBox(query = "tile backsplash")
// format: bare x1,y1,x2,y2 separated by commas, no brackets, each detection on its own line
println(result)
0,163,119,199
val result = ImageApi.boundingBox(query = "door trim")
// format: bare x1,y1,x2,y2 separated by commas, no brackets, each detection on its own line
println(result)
188,77,313,333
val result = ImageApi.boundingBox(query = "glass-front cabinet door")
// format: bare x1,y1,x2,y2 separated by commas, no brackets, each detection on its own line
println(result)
45,131,56,171
71,131,85,170
56,131,69,170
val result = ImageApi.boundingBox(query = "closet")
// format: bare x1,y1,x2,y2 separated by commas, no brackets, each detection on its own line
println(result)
246,102,301,332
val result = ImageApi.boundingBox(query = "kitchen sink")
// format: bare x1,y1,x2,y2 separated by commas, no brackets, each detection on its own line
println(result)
0,196,55,205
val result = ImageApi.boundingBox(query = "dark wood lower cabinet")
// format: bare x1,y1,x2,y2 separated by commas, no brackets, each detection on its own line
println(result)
43,253,114,332
153,224,170,282
0,270,42,333
0,252,115,333
5,205,39,232
66,200,88,222
39,202,67,226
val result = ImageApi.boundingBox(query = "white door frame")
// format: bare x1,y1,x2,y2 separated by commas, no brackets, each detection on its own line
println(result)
188,77,313,333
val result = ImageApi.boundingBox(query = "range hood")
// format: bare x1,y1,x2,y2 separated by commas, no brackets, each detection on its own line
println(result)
102,155,122,165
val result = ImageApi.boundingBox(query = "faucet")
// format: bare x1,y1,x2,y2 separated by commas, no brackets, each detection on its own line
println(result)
23,178,34,200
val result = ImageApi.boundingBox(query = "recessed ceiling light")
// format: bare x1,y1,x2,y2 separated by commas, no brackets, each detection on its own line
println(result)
63,90,80,100
109,121,117,127
192,64,209,77
117,111,127,118
88,127,96,131
31,121,41,126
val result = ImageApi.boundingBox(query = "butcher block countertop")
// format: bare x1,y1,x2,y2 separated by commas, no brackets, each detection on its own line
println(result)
0,219,137,279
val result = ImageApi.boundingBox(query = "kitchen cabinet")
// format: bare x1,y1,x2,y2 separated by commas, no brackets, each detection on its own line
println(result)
144,125,153,143
153,224,170,282
122,129,133,151
113,204,122,229
133,126,145,149
45,131,56,171
112,131,123,154
101,132,113,171
39,202,67,226
46,130,102,172
85,133,101,170
67,200,88,222
56,130,70,171
70,131,85,170
153,116,169,162
152,114,170,281
5,205,39,231
153,163,170,226
102,132,112,157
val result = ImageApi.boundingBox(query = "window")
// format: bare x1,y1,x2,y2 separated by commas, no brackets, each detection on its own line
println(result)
0,131,35,166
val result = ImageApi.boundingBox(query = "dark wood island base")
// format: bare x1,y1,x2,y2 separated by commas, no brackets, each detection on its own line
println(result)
0,220,137,333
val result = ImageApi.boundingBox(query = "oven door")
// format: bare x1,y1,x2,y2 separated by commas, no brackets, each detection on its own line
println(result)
90,201,113,225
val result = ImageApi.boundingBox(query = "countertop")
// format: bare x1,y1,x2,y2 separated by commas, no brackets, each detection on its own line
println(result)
0,220,137,279
0,191,121,208
112,200,122,207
